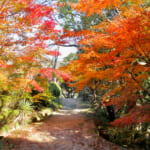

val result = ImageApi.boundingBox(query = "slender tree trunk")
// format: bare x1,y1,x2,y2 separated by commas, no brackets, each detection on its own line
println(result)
62,90,67,98
92,88,99,108
53,47,60,69
106,105,115,121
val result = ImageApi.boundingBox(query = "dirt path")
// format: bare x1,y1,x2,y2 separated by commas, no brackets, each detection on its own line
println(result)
1,99,128,150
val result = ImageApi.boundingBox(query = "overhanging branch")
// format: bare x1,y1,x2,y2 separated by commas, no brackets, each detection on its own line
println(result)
48,43,79,48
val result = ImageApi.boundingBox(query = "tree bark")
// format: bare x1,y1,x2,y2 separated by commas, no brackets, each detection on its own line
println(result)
106,105,115,121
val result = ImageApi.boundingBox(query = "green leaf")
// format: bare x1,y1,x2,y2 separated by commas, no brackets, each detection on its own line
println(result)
3,125,10,133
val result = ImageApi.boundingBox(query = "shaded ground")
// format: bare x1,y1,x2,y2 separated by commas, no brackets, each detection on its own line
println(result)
1,99,128,150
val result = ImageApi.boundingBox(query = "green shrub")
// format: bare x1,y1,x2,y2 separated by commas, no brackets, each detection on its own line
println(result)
105,124,150,150
0,90,33,132
31,82,62,111
49,82,62,98
31,89,54,110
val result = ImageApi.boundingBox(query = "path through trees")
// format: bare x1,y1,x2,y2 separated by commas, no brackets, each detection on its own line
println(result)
1,99,128,150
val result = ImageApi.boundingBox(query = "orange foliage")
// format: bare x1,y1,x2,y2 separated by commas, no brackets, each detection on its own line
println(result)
0,0,60,92
61,0,150,126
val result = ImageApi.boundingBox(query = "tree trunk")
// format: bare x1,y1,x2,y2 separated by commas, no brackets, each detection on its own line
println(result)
106,105,115,121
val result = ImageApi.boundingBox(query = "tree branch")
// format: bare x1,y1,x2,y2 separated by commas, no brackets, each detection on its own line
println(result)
0,11,21,19
48,43,79,48
127,69,150,95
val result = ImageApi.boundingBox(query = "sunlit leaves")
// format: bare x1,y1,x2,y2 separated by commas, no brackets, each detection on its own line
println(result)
0,0,62,97
60,0,150,126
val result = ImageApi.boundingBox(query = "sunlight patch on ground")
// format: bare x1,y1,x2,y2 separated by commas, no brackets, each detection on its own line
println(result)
28,135,57,143
52,108,91,116
73,108,90,112
84,135,93,139
52,111,72,116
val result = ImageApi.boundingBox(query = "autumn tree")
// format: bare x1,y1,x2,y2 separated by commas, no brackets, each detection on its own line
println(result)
57,1,150,148
59,53,77,98
59,0,150,126
0,0,65,130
